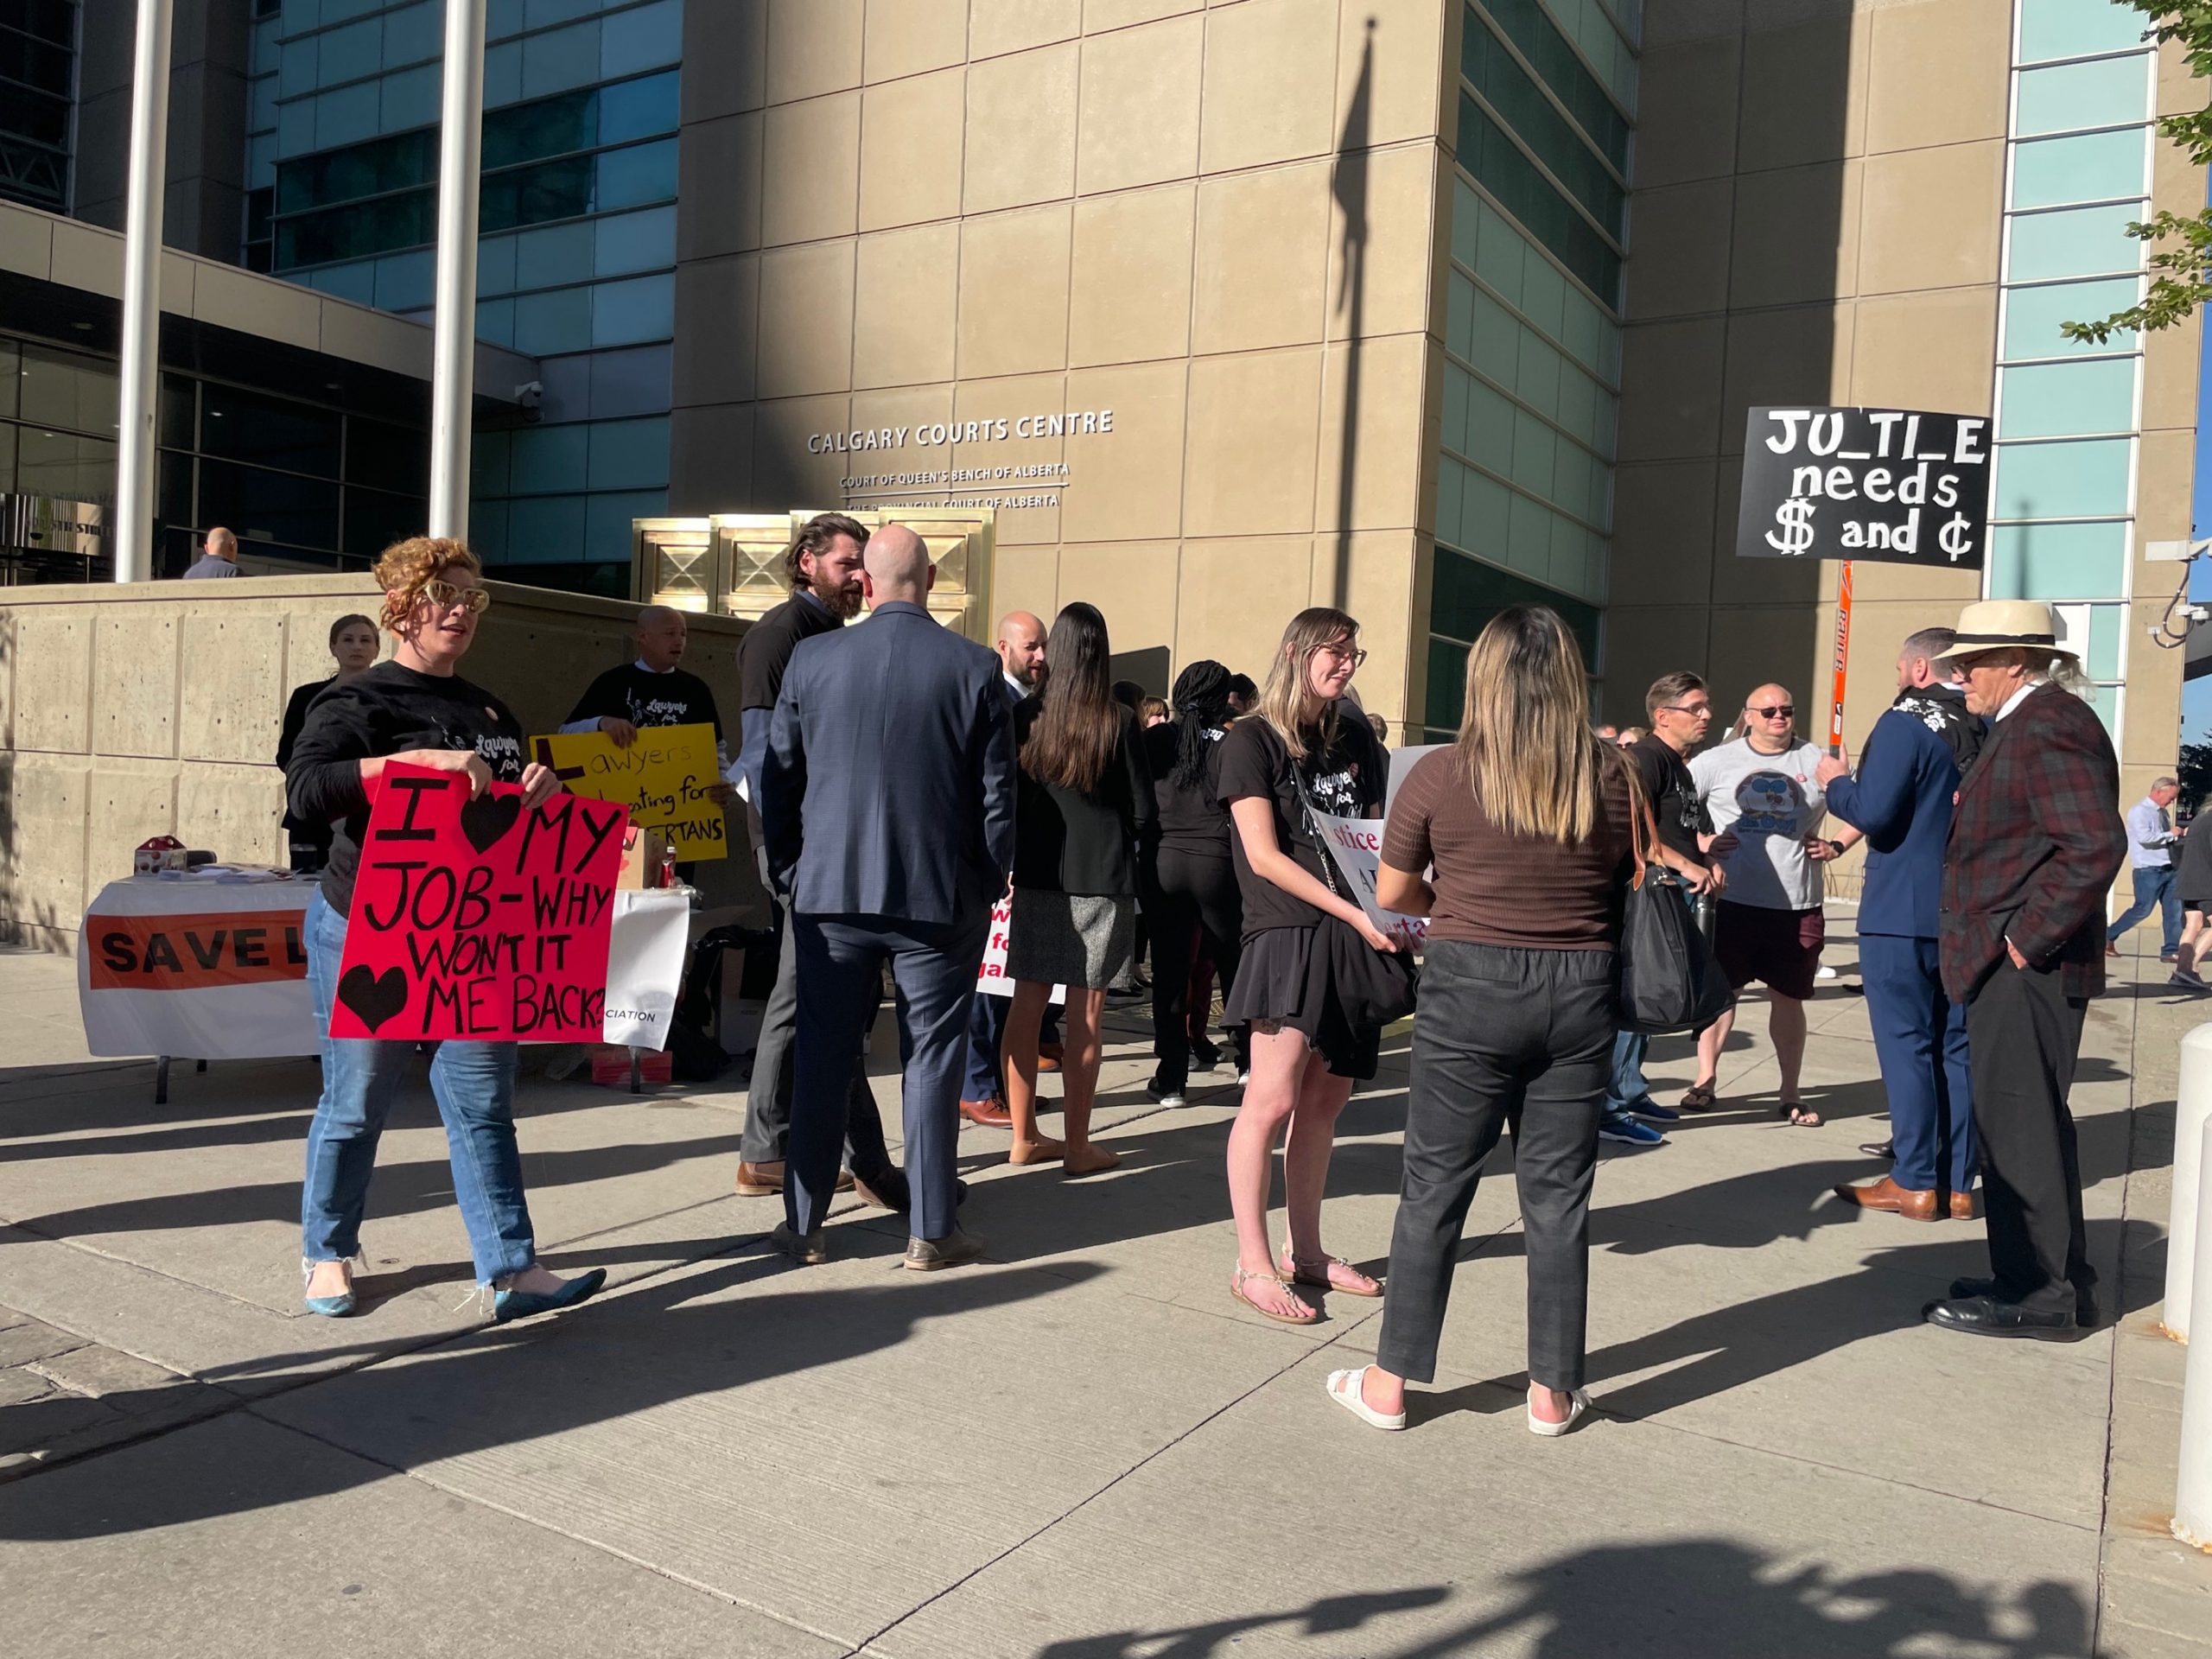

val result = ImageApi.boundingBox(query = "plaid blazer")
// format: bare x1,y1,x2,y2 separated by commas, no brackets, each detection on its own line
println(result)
1940,683,2125,1003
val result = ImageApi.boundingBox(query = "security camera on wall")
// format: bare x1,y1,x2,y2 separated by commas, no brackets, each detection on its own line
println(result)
515,381,543,423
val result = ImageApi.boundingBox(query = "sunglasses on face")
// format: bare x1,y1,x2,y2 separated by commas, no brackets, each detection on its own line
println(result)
1749,704,1796,720
421,579,491,614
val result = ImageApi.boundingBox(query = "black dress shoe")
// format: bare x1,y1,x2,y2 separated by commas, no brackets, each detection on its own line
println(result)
1922,1294,2082,1340
1948,1276,2097,1326
1859,1138,1894,1160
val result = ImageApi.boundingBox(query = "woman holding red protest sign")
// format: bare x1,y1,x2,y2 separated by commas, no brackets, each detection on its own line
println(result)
284,536,606,1323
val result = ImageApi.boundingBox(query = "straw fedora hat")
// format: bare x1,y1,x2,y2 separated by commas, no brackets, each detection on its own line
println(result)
1934,599,2079,662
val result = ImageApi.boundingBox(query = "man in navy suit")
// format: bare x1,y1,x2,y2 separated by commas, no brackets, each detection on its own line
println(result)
1820,627,1985,1221
762,525,1017,1268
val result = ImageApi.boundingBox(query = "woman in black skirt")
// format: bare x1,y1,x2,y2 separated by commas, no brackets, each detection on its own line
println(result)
1218,607,1399,1324
1003,603,1156,1173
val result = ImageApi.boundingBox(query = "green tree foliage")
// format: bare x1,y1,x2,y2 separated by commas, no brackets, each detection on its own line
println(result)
2179,739,2212,813
2062,3,2212,345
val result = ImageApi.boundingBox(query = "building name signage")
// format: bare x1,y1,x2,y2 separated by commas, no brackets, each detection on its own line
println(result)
806,407,1117,455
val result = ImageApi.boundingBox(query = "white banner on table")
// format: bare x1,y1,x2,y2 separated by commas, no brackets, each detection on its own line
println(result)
975,896,1065,1004
79,876,696,1058
1312,811,1428,950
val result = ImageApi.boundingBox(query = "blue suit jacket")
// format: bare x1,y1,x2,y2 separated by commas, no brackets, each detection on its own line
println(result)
762,601,1017,925
1825,703,1961,939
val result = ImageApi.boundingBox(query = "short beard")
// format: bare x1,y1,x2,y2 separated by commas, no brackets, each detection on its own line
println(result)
812,579,864,620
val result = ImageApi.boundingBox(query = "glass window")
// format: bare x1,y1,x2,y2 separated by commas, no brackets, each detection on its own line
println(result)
2009,126,2146,209
1441,361,1471,455
1999,357,2138,437
158,374,194,449
379,65,439,134
202,385,342,478
1471,0,1631,169
585,489,668,556
19,345,118,435
276,128,435,213
374,250,435,311
1446,270,1476,361
346,416,428,493
1457,94,1619,307
601,0,681,79
521,19,600,99
2015,54,2151,138
509,423,590,493
1515,329,1562,419
276,187,436,267
479,155,594,232
2018,0,2151,65
2086,601,2124,679
587,345,673,418
585,416,669,491
315,81,381,149
194,458,340,550
157,448,191,529
1465,378,1518,465
341,486,426,562
472,431,512,497
1426,638,1470,728
2007,202,2145,282
2003,276,2140,359
1431,543,1601,658
596,138,677,211
590,272,674,347
482,86,595,169
504,493,589,563
1986,520,2129,600
477,232,518,297
383,1,440,66
594,205,676,276
514,219,594,288
597,71,681,145
1993,436,2133,518
1462,10,1626,237
1510,409,1556,494
1437,455,1464,546
475,297,516,347
515,285,594,355
280,36,318,99
1460,465,1514,555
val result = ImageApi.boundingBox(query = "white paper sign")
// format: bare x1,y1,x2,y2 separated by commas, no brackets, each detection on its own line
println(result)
975,895,1066,1004
601,889,693,1048
1313,811,1428,950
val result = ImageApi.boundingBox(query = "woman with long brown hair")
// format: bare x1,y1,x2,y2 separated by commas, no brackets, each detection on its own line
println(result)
1002,602,1155,1173
1325,606,1632,1436
1217,607,1397,1325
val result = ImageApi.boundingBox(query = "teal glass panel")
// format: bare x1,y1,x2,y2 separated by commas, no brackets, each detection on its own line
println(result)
1507,490,1551,576
1430,545,1603,660
1437,456,1465,545
1472,193,1526,303
2087,603,2123,680
2018,0,2150,65
514,219,594,288
585,491,667,556
510,424,589,494
1993,437,2133,518
1986,520,2129,599
1442,361,1471,455
2015,55,2150,137
1457,92,1621,306
1469,289,1520,381
1450,177,1484,274
2003,276,2139,358
585,416,670,491
1516,329,1562,420
597,138,677,210
1466,377,1518,462
2008,203,2144,280
1462,9,1626,237
1427,638,1470,729
1554,365,1597,451
2009,127,2146,208
1469,0,1631,171
1999,357,2138,436
1510,410,1556,493
1461,466,1514,554
2082,681,2120,739
1447,273,1476,364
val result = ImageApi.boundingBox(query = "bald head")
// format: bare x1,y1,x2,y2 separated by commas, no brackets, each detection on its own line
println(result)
862,523,935,607
1742,683,1798,750
205,526,237,562
996,609,1046,688
635,604,688,671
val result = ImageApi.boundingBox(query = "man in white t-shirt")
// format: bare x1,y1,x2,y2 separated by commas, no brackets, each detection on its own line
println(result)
1684,685,1835,1127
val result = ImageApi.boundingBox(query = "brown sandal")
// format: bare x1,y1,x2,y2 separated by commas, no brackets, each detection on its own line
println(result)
1231,1266,1319,1325
1680,1083,1718,1111
1280,1248,1382,1298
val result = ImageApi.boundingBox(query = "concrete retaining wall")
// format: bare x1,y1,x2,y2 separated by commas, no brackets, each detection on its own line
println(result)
0,575,756,951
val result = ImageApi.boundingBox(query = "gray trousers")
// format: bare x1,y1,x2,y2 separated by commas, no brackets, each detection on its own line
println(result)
741,888,892,1178
1376,941,1615,1392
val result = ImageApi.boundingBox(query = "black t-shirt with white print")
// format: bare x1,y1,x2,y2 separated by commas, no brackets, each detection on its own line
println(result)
565,663,724,741
1216,707,1386,938
284,661,528,919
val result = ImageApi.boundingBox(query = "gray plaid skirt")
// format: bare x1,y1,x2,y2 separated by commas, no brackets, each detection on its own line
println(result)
1005,889,1135,991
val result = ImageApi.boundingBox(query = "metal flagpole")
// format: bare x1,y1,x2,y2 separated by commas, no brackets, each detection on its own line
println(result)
427,0,488,539
113,0,175,583
1827,559,1854,756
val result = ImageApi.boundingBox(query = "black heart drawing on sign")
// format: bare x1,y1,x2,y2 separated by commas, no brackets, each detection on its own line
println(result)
459,792,522,854
337,965,408,1033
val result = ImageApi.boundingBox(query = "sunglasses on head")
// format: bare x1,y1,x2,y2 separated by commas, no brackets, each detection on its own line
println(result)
1749,703,1796,719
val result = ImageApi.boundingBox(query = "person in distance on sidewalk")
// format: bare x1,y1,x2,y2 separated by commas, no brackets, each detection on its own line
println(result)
760,525,1015,1270
1325,607,1629,1437
1820,628,1982,1222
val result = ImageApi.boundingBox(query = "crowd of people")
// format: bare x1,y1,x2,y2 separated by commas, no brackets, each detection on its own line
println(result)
273,515,2139,1430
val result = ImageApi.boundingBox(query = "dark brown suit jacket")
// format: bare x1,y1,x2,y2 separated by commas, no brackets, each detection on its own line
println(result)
1940,683,2124,1003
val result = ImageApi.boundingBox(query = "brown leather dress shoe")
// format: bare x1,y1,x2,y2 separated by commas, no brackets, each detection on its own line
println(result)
734,1160,854,1198
1037,1042,1063,1074
959,1096,1014,1128
1832,1175,1943,1220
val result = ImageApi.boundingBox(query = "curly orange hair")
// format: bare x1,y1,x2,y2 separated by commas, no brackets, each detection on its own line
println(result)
374,536,480,633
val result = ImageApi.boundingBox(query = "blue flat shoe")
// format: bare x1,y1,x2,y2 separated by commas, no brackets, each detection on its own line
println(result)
301,1252,362,1318
493,1268,607,1324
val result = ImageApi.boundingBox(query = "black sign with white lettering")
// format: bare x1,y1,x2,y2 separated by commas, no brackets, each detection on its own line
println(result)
1736,406,1990,569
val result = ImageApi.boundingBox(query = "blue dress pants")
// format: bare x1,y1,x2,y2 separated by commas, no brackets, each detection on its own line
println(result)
1859,932,1975,1194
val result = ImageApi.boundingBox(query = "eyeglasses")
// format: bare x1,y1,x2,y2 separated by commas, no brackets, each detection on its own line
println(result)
1749,703,1796,720
421,579,491,614
1315,643,1370,668
1660,702,1712,717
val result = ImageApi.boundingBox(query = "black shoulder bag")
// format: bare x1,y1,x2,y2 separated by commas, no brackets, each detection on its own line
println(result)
1618,785,1732,1036
1296,768,1421,1029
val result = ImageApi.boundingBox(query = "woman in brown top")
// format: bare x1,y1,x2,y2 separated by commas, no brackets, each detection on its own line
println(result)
1324,606,1634,1439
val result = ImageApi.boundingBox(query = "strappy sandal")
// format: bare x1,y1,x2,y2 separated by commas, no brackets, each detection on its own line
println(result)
1280,1247,1382,1298
1230,1265,1319,1325
1325,1366,1406,1431
1680,1082,1719,1111
1779,1101,1822,1128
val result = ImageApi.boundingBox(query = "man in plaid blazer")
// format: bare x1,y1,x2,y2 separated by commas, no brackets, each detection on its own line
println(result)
1924,601,2125,1340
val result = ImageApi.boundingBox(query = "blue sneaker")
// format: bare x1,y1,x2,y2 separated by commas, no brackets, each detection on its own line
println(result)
1624,1095,1681,1123
1598,1112,1667,1147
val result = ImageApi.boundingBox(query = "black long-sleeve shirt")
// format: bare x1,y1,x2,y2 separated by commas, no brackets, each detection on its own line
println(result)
283,661,527,917
1011,702,1156,896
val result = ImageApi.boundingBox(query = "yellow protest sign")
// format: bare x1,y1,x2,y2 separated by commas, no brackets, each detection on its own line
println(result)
531,721,728,861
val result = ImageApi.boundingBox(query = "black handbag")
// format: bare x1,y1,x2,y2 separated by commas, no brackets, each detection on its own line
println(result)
1298,775,1420,1028
1618,791,1732,1036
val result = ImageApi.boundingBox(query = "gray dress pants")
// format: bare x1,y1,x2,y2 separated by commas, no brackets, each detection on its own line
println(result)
1376,940,1615,1392
741,889,892,1178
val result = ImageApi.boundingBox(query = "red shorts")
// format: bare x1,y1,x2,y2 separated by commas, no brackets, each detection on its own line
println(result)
1713,901,1824,1001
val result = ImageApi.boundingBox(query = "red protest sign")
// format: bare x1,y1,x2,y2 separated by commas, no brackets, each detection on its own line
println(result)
329,764,628,1042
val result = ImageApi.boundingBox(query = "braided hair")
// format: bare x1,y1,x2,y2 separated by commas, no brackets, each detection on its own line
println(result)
1169,659,1234,790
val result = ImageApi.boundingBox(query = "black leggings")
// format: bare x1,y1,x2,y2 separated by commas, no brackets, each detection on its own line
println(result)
1147,849,1243,1088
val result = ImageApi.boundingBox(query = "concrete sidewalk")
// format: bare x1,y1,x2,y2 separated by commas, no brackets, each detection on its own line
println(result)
0,922,2205,1656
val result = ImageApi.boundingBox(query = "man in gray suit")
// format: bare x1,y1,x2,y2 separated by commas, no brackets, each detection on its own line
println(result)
762,525,1017,1268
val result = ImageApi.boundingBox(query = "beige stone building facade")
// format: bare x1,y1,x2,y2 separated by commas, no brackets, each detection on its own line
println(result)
668,0,2197,785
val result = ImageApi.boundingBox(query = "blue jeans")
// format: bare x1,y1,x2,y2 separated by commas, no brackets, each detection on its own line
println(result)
1603,1027,1649,1116
2106,865,2181,953
299,889,536,1285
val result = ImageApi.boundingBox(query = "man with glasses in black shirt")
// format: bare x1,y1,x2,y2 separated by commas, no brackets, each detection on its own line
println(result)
1604,671,1728,1146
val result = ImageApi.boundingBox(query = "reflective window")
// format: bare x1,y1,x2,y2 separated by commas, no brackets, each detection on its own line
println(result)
2015,55,2151,137
346,417,429,494
1992,437,2133,519
0,1,75,213
341,486,427,561
2007,202,2145,282
201,385,342,479
596,138,677,211
597,71,680,145
479,155,594,234
1998,358,2138,438
1463,10,1625,238
2003,276,2140,359
2018,0,2150,63
1457,94,1619,306
196,458,342,551
1470,0,1630,170
590,272,674,347
585,416,669,490
1987,521,2130,600
2009,126,2146,209
19,344,118,435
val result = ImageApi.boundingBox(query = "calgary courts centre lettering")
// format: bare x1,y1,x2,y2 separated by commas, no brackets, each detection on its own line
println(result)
806,408,1116,454
813,408,1116,515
